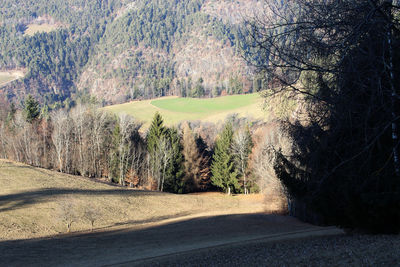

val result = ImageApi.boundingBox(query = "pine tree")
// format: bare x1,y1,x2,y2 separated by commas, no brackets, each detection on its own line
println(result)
24,95,40,123
147,112,167,155
147,112,168,190
211,123,239,195
164,128,185,193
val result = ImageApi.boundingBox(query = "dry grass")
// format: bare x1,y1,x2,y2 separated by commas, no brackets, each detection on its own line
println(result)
24,24,59,36
0,70,24,87
0,160,271,241
149,233,400,266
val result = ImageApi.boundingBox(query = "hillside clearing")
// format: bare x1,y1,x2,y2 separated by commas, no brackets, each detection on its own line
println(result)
0,160,268,241
24,24,59,36
104,93,266,128
0,71,24,87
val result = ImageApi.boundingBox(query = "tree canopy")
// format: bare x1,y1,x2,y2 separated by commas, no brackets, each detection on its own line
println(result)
245,0,400,233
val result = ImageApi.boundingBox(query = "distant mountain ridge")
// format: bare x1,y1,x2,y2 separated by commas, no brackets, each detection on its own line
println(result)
0,0,262,106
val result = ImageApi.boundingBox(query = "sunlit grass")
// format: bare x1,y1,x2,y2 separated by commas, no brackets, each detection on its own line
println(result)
0,160,264,240
0,74,15,85
104,93,266,129
24,24,59,36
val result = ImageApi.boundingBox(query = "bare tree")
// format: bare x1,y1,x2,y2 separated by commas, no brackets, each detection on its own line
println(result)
253,126,291,198
57,196,78,233
71,104,88,176
158,135,172,192
0,121,7,159
117,114,140,186
232,127,253,194
52,110,74,173
181,122,202,191
83,204,101,232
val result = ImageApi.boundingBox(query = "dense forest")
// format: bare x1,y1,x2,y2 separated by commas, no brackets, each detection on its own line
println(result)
0,0,258,106
245,0,400,233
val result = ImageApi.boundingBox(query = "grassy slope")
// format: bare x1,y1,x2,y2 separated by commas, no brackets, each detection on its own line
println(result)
104,93,266,128
0,160,265,241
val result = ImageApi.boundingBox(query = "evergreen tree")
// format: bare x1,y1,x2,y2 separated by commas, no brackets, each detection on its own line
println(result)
147,112,167,155
211,123,239,194
163,128,185,193
192,77,205,98
147,112,167,189
24,95,40,123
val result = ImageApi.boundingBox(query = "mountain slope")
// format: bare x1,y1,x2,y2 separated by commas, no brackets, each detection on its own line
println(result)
0,0,261,106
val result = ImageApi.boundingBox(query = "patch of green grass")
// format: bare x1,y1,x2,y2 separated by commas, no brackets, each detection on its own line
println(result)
151,94,260,114
104,94,266,129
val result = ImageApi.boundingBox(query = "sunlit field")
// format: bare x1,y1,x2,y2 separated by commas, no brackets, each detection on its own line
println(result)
104,93,266,128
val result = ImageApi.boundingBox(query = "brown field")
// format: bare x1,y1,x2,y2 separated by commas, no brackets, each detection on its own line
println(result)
0,70,24,87
0,159,269,241
1,160,397,266
24,24,59,36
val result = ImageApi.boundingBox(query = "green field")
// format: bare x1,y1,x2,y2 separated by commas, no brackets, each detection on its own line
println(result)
104,93,266,128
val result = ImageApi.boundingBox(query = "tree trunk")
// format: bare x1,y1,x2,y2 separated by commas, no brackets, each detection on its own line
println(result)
386,2,400,176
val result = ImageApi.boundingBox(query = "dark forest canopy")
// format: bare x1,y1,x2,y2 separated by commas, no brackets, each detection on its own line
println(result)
244,0,400,233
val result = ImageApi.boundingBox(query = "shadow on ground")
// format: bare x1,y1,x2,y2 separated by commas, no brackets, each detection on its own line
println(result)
0,213,339,267
0,188,163,213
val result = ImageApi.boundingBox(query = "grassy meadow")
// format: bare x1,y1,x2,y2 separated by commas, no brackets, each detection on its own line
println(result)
104,93,266,128
0,160,266,241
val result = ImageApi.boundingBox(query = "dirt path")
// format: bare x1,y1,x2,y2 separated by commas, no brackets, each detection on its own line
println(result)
0,213,342,266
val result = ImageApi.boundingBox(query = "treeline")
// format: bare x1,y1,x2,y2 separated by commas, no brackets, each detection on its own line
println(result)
0,96,281,194
244,0,400,233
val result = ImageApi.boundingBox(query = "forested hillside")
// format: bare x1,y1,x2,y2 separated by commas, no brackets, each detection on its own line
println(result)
0,0,261,106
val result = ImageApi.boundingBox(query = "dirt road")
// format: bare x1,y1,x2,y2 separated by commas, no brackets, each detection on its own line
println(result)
0,213,342,266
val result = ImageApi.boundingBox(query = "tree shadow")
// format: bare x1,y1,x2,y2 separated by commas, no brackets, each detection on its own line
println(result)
0,188,164,213
0,213,327,266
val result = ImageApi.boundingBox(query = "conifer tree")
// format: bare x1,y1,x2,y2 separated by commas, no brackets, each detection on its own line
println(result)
164,128,185,193
147,112,167,155
211,123,239,195
24,95,40,123
147,112,167,188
